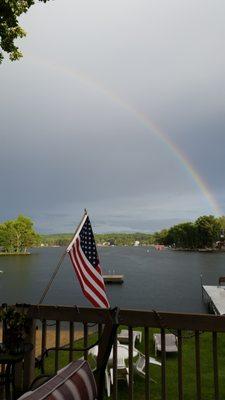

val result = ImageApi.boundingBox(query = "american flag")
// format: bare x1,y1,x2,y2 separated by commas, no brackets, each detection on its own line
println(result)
67,213,110,308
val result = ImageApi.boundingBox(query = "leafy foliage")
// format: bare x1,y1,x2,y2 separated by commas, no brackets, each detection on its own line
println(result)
0,304,30,352
0,0,50,63
41,232,155,247
156,215,222,249
0,214,40,253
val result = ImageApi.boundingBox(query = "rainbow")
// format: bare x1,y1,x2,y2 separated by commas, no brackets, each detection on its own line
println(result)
26,54,221,215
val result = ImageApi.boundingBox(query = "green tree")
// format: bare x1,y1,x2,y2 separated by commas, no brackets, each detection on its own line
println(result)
162,222,197,249
0,0,50,64
0,215,40,253
13,214,40,252
0,221,18,253
195,215,220,248
217,216,225,233
153,229,169,245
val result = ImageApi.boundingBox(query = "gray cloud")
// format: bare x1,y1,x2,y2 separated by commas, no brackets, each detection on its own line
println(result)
0,0,225,232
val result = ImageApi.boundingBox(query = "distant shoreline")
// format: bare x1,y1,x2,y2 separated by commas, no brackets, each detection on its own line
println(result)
0,252,30,256
172,248,225,253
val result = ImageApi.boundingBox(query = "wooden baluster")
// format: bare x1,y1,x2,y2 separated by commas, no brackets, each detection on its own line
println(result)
195,331,201,400
23,319,36,390
177,330,183,400
69,321,74,362
145,327,150,400
128,326,134,400
161,329,166,400
83,322,88,361
55,321,60,373
112,336,118,400
212,332,219,400
41,319,47,357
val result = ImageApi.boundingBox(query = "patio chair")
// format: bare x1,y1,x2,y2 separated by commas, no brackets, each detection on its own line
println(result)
18,307,119,400
110,366,129,387
134,351,161,383
18,360,97,400
117,329,142,345
109,352,129,388
153,333,178,357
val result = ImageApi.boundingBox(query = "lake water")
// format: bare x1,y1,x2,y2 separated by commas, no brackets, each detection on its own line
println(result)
0,247,224,313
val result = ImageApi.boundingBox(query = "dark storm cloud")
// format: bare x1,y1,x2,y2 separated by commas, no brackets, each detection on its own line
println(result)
0,0,225,231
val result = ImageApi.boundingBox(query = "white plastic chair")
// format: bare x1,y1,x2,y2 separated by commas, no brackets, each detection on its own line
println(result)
117,329,142,344
110,366,129,387
134,352,161,383
153,333,178,357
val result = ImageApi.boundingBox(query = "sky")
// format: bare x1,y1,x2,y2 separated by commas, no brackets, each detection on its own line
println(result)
0,0,225,233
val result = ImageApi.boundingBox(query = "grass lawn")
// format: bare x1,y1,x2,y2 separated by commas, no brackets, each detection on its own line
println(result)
35,328,225,399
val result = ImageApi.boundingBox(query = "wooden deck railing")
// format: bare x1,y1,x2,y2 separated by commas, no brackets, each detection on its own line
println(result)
1,305,225,399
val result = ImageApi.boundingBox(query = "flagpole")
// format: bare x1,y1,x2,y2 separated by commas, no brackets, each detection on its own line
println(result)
38,209,88,305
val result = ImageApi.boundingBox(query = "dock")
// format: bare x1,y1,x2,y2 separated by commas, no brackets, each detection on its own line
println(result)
203,285,225,315
102,274,124,284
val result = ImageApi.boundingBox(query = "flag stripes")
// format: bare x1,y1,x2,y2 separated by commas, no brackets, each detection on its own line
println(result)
69,239,109,308
67,214,109,308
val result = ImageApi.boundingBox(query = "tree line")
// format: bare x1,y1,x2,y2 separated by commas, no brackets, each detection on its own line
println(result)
155,215,225,249
1,214,225,253
0,215,40,253
40,232,155,247
41,216,225,249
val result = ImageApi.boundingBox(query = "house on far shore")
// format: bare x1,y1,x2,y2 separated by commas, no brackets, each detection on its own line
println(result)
134,240,140,247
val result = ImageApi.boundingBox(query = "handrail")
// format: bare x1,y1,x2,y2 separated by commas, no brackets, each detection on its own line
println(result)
3,304,225,332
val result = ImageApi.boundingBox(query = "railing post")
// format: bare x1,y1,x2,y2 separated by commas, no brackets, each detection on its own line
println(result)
195,331,201,400
23,319,36,390
212,332,219,400
41,319,47,357
177,329,183,400
161,328,167,400
69,321,74,362
145,327,150,400
83,322,88,361
112,337,118,400
55,320,61,373
128,326,134,400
